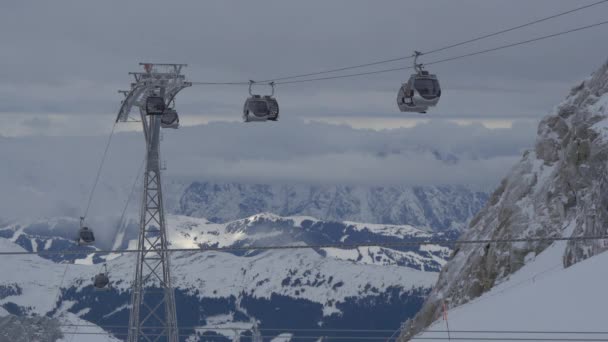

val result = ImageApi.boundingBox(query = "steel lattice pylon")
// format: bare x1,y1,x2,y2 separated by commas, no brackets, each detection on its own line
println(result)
116,63,191,342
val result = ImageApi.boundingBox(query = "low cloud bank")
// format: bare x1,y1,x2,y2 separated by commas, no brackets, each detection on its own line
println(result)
1,119,535,220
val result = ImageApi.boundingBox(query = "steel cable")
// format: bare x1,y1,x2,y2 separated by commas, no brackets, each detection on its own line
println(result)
1,234,606,256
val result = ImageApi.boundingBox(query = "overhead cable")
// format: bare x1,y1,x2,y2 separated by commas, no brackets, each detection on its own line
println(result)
421,0,608,56
1,234,606,256
56,323,608,335
82,123,117,219
189,1,608,85
190,20,608,86
55,330,608,341
190,81,250,85
272,20,608,85
425,20,608,68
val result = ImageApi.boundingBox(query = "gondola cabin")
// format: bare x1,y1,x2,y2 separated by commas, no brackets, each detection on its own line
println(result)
397,71,441,113
243,82,280,122
161,108,179,129
78,226,95,245
93,273,110,291
146,96,166,115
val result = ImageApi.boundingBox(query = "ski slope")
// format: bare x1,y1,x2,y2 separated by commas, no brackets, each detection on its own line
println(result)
413,243,608,341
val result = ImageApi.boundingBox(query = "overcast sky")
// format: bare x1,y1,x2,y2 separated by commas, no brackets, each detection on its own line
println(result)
1,1,608,220
1,0,607,135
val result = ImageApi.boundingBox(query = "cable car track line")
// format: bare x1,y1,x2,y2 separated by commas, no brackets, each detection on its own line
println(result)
82,122,117,219
53,330,608,341
273,65,414,85
425,20,608,68
55,323,608,335
113,157,145,248
269,20,608,85
421,0,608,56
256,0,608,83
1,235,607,256
190,81,250,85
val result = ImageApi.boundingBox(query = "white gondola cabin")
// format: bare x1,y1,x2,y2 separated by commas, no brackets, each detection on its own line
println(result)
397,52,441,113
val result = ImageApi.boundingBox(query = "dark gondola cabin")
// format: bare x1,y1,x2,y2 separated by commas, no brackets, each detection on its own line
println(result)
78,226,95,245
161,108,179,129
243,81,280,122
94,273,110,290
94,264,110,290
146,96,166,115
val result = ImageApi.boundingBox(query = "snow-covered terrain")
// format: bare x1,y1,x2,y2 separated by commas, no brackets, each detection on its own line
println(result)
399,58,608,340
0,213,449,341
412,241,608,341
0,239,119,341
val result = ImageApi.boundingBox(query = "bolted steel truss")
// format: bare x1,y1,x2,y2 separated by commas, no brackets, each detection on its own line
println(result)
117,63,191,342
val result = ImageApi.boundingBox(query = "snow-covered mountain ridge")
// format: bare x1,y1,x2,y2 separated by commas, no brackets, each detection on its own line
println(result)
174,182,488,231
399,58,608,340
0,213,451,341
1,213,452,270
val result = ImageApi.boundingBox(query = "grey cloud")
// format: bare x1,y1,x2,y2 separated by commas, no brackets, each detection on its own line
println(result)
0,0,606,121
21,117,52,129
0,119,536,220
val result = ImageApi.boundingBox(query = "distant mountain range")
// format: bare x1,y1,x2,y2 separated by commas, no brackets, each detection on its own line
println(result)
173,182,488,232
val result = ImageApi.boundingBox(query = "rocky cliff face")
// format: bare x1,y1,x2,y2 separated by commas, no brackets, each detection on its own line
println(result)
399,58,608,340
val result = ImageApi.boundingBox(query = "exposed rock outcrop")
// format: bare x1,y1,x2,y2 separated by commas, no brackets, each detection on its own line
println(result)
0,315,63,342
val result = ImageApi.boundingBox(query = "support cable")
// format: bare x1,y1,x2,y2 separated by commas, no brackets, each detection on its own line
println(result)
272,20,608,85
188,1,608,85
190,81,250,85
82,122,117,219
261,0,608,82
424,19,608,68
113,157,146,248
54,324,608,335
421,0,608,56
50,262,70,317
1,234,607,256
52,330,608,341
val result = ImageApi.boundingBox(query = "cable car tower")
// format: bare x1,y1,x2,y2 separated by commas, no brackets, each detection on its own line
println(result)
116,63,191,342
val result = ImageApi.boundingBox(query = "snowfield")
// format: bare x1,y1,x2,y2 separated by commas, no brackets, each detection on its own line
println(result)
414,245,608,340
0,213,448,341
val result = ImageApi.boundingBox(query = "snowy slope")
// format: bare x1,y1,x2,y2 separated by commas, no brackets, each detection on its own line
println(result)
399,58,608,340
0,239,119,341
0,214,448,341
1,213,451,270
56,314,122,342
413,244,608,341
